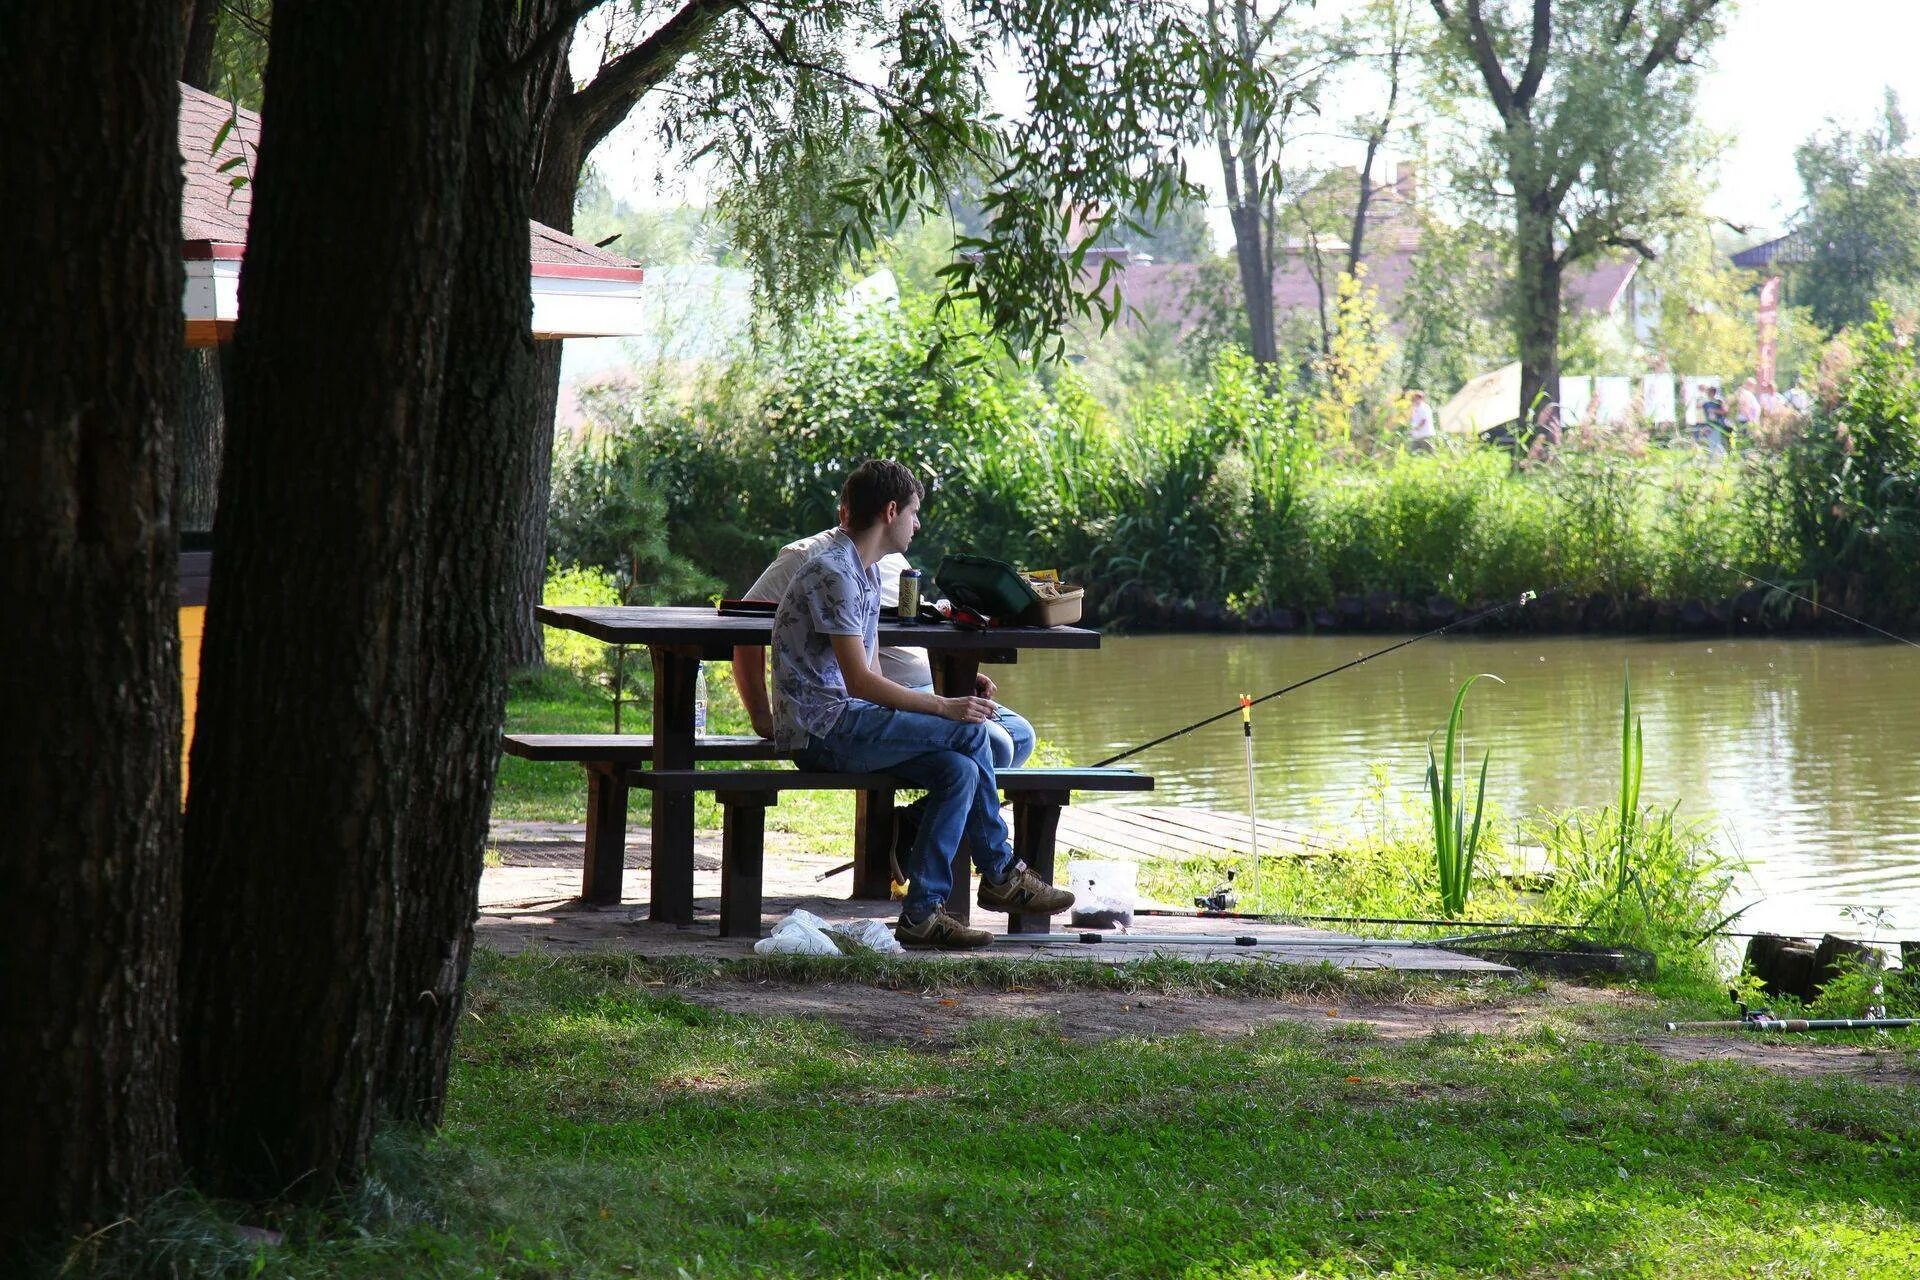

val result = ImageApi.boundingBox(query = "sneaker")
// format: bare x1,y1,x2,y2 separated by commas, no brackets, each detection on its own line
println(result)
977,864,1075,916
894,907,993,951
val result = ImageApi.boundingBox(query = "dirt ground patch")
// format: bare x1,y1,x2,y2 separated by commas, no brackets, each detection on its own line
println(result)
671,978,1920,1086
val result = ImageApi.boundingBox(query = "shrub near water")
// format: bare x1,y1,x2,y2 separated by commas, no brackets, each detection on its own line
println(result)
556,303,1901,619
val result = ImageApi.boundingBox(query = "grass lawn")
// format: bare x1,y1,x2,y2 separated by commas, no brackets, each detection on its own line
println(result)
111,954,1920,1279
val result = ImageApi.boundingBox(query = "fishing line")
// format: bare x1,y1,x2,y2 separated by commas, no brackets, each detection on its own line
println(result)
1723,563,1920,651
1091,588,1552,768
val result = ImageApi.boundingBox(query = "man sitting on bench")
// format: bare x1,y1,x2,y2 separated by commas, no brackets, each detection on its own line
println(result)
767,458,1072,949
731,531,1035,769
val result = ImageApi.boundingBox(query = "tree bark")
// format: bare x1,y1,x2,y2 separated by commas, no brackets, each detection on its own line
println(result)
503,47,586,671
0,0,185,1242
181,0,220,89
505,3,743,668
1514,198,1561,432
179,0,480,1197
381,0,566,1125
177,348,227,535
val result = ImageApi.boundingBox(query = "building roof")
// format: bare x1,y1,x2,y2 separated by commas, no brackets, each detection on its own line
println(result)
1112,245,1636,338
178,83,645,342
1730,233,1808,271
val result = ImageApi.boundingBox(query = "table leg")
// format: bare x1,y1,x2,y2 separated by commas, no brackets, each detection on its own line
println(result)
929,652,981,697
851,789,896,900
649,645,699,924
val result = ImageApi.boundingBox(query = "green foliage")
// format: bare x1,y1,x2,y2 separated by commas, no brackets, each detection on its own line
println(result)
547,433,722,606
1784,304,1920,616
1520,672,1742,973
537,563,622,688
1398,212,1507,396
648,0,1235,355
1427,674,1499,917
558,297,1918,625
1791,89,1920,332
1431,0,1723,390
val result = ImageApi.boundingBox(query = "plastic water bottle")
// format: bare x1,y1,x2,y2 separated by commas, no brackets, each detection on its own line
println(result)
692,661,708,734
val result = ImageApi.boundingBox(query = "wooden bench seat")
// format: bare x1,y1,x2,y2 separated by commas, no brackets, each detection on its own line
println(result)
632,766,1154,938
500,733,782,763
500,732,785,903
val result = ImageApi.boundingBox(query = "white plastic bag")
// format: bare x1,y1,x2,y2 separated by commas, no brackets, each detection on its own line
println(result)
830,917,906,955
752,911,841,956
750,910,906,956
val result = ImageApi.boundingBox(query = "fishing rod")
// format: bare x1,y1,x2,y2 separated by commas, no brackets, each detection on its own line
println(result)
991,931,1447,949
1093,589,1550,768
1723,564,1920,651
1665,1006,1918,1033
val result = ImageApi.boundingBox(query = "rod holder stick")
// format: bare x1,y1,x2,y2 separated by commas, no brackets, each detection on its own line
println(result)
1241,695,1258,897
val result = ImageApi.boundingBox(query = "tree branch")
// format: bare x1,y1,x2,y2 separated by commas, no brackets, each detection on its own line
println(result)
507,0,609,81
1635,0,1719,80
1432,0,1516,120
1512,0,1551,108
568,0,747,150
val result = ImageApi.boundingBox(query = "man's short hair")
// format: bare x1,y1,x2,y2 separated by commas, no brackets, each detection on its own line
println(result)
841,459,924,530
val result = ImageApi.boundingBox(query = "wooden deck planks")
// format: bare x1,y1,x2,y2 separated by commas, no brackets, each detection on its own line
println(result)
1056,805,1330,862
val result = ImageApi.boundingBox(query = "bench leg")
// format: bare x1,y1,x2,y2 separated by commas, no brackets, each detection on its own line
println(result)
719,793,774,939
581,765,628,906
851,789,896,901
1007,792,1068,934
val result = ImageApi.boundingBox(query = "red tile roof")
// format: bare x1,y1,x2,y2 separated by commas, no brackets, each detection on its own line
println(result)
1114,245,1635,336
177,82,638,278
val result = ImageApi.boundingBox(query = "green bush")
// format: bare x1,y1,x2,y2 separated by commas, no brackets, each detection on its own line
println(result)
555,305,1919,625
1786,304,1920,618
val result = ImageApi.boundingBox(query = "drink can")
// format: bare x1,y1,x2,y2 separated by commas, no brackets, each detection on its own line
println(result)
896,568,922,623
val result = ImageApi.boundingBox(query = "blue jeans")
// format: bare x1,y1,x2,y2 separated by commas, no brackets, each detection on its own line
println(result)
796,701,1016,922
907,683,1035,768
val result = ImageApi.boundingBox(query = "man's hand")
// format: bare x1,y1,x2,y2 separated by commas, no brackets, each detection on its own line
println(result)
938,695,997,724
749,709,774,739
974,672,997,699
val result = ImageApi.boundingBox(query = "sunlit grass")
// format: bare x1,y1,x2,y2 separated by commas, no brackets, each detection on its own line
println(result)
67,951,1920,1278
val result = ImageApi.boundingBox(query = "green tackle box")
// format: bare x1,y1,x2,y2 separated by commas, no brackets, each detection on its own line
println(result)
933,554,1083,627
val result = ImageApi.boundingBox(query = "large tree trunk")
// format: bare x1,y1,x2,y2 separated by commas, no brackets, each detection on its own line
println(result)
0,0,185,1242
381,0,567,1125
1226,202,1278,366
179,0,480,1197
504,101,589,670
1513,198,1562,435
177,348,227,535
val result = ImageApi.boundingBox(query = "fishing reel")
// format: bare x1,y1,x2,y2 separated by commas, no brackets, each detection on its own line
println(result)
1195,868,1238,913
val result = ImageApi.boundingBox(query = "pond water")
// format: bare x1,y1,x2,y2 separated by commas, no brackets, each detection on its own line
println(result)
993,633,1920,938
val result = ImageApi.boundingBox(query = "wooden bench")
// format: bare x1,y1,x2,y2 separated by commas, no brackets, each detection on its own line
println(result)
500,733,783,903
630,766,1154,938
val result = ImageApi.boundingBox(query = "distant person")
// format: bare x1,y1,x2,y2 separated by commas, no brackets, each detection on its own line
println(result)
1785,383,1813,415
1407,389,1436,454
1699,385,1728,457
1735,378,1762,430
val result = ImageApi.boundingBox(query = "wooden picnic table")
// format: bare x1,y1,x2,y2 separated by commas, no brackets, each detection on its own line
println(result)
534,604,1101,921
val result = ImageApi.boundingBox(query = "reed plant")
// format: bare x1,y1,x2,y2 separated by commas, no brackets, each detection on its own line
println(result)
1426,674,1501,917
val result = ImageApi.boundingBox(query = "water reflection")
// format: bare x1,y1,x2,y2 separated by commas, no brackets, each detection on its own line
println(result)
995,634,1920,936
